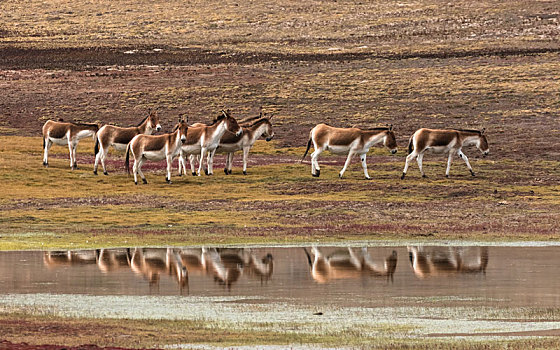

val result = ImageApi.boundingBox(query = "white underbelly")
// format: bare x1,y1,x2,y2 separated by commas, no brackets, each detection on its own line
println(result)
76,130,94,139
112,143,128,151
426,146,451,154
143,150,166,160
49,137,68,145
181,144,201,154
326,145,351,155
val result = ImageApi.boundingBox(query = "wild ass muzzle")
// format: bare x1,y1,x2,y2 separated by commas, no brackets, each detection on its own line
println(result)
401,128,489,179
177,110,242,176
125,118,188,185
301,124,398,179
94,110,161,175
42,119,99,169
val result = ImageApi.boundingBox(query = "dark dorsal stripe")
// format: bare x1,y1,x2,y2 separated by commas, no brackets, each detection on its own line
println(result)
452,128,481,135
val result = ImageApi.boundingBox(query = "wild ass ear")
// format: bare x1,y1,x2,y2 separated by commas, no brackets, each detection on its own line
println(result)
481,128,486,135
388,124,393,131
185,115,189,124
269,114,274,120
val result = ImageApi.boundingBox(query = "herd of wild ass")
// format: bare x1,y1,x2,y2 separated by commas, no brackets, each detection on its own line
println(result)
43,246,488,292
41,109,490,183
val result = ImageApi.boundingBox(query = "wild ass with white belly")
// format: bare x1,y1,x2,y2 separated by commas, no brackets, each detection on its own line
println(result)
177,110,242,176
302,124,398,179
401,128,489,179
125,119,188,184
42,119,99,169
94,110,161,175
189,115,274,175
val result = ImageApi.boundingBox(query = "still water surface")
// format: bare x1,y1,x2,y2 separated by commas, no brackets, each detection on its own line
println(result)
1,245,559,308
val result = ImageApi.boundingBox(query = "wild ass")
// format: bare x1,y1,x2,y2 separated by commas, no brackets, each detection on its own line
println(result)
125,119,188,184
302,124,398,179
401,128,489,179
177,110,243,176
189,116,274,175
42,119,99,169
303,247,397,283
94,110,161,175
407,246,488,278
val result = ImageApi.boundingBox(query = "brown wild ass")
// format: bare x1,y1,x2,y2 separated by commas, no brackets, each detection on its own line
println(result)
94,110,161,175
189,115,275,175
407,246,488,278
177,110,243,176
401,128,489,179
130,248,188,293
125,119,188,184
303,247,397,283
42,119,99,169
302,124,398,179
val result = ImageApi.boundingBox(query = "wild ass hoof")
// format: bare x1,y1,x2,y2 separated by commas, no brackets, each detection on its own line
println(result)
142,178,148,184
192,172,196,176
228,169,232,174
103,171,108,176
365,176,372,180
470,171,476,177
93,170,98,175
72,165,78,170
312,170,320,177
204,169,209,175
422,174,427,178
224,168,229,175
166,178,172,184
178,173,183,177
43,161,48,167
243,171,247,176
400,173,406,180
445,174,449,178
134,181,138,185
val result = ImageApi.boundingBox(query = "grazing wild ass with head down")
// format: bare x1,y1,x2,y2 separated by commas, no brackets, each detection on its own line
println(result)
401,128,489,179
177,110,243,176
42,119,99,169
94,110,161,175
302,124,398,179
125,119,188,184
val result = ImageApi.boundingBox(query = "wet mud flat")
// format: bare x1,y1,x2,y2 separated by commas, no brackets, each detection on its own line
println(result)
2,243,560,348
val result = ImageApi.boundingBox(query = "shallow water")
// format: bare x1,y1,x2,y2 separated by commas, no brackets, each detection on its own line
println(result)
1,245,560,309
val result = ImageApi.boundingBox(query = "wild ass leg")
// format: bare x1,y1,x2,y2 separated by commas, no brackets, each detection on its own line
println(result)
207,149,216,175
166,154,173,184
94,143,109,175
360,153,371,180
457,149,475,176
177,150,184,176
401,151,418,179
136,157,148,184
43,138,52,167
310,147,323,177
445,151,454,178
242,147,250,175
228,153,234,174
417,153,425,177
68,139,79,170
132,157,140,185
189,154,197,176
198,148,207,176
339,151,355,179
224,153,232,175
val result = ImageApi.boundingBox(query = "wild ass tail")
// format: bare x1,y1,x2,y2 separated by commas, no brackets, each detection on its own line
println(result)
94,136,99,156
407,135,413,154
125,143,131,174
301,138,312,162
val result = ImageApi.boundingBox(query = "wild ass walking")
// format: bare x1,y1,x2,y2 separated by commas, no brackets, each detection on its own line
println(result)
301,124,398,179
177,110,243,176
125,119,188,184
42,119,99,169
401,128,489,179
94,110,161,175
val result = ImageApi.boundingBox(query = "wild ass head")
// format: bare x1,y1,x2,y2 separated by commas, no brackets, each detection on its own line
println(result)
384,125,398,154
478,128,489,157
217,110,243,136
147,109,162,132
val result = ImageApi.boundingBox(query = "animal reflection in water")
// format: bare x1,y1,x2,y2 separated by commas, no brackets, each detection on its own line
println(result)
43,247,273,292
176,248,274,290
407,246,488,278
303,247,397,283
